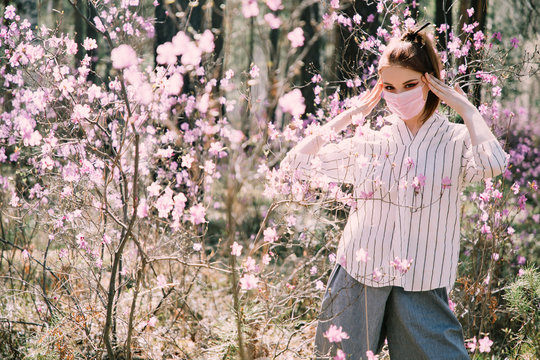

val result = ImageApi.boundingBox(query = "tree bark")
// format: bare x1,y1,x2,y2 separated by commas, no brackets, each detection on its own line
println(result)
435,0,453,52
298,1,321,117
333,0,380,100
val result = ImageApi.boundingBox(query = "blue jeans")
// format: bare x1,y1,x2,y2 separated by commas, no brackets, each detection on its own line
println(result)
313,264,470,359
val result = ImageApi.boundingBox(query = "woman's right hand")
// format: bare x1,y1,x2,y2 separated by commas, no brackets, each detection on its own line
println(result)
329,78,383,130
349,78,384,120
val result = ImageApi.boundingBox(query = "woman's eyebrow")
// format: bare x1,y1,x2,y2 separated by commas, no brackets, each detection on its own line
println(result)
382,79,418,85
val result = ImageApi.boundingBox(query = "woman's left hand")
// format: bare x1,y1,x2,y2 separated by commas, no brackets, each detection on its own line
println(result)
422,72,475,117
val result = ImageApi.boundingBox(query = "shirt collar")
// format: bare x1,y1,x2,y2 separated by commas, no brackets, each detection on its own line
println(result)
388,111,447,146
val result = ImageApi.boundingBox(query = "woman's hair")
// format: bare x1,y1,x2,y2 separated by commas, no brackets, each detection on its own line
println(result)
378,24,443,124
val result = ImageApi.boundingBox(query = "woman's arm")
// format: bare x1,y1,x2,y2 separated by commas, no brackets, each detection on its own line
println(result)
291,107,365,155
280,80,383,184
422,73,509,184
287,79,383,156
460,105,498,146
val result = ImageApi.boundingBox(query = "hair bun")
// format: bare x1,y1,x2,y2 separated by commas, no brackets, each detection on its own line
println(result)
402,22,431,45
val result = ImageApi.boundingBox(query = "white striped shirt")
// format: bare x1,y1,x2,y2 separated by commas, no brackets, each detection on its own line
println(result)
281,111,509,291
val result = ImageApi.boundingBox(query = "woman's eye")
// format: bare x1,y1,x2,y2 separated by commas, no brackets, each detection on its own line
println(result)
384,83,417,91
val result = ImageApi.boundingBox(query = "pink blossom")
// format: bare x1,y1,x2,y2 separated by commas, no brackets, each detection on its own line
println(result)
466,336,477,352
405,156,415,169
164,73,183,95
264,13,282,29
517,255,526,265
442,176,452,189
330,0,340,8
262,253,271,265
181,153,195,168
4,5,16,19
239,273,259,290
390,257,413,274
518,268,525,277
287,27,304,48
492,86,502,97
266,0,283,11
193,243,202,251
242,256,258,272
334,349,346,360
137,198,149,218
157,274,167,288
83,38,98,51
366,350,379,360
372,268,383,282
155,188,174,218
242,0,259,18
448,299,456,312
491,253,500,261
462,21,479,34
188,203,206,224
102,235,111,245
171,31,190,55
147,316,158,327
437,24,449,33
147,182,161,197
355,248,370,263
480,223,491,234
278,89,305,118
93,16,106,32
76,233,87,250
64,37,78,55
58,248,68,259
323,324,350,343
412,173,426,193
72,104,91,123
263,227,278,243
181,42,202,66
111,44,137,69
478,336,493,353
466,7,474,17
231,241,243,256
510,37,519,48
198,29,215,53
156,42,178,65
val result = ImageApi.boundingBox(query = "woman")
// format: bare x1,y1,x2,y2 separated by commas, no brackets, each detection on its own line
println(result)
280,23,508,359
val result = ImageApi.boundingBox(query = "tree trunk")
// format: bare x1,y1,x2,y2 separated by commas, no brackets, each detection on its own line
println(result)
74,0,85,67
406,0,419,20
435,0,453,52
298,1,321,117
333,0,380,100
13,0,38,28
470,0,488,106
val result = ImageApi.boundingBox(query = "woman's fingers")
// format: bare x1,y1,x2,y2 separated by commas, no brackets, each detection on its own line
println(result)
425,74,453,100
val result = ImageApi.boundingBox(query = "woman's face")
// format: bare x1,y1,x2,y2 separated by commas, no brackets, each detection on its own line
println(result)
379,65,430,100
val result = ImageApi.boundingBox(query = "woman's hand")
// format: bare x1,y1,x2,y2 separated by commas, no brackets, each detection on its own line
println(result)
423,72,475,117
349,77,384,117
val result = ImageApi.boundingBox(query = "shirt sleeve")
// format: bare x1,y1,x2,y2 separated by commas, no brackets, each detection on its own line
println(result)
281,136,362,184
460,131,509,186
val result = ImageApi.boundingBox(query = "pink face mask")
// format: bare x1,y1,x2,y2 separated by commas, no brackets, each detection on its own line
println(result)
382,83,427,120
